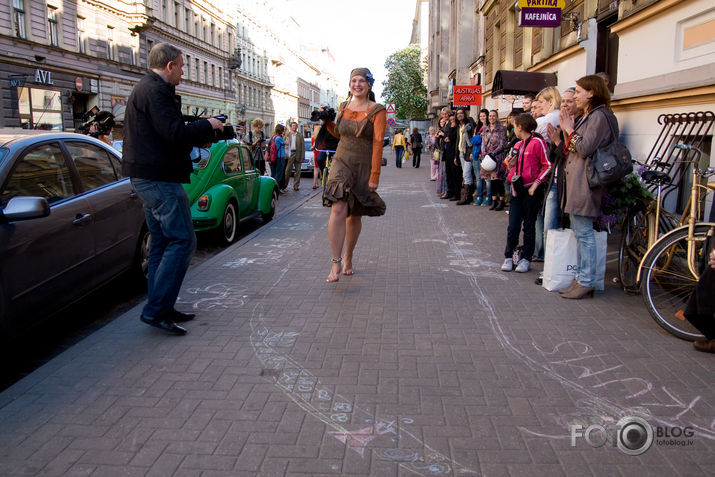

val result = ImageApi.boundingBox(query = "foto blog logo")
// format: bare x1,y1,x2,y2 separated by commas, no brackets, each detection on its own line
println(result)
570,416,654,456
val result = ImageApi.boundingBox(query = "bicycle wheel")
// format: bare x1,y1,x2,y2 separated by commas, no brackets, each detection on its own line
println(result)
640,224,713,341
618,209,649,292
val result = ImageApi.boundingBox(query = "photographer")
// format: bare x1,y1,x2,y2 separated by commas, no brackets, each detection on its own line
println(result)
122,42,224,335
80,109,115,145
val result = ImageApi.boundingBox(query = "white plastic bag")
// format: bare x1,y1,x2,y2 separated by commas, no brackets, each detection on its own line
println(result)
594,230,608,291
543,228,578,291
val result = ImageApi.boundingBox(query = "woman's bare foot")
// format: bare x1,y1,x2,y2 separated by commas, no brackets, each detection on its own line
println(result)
342,254,354,276
327,258,342,282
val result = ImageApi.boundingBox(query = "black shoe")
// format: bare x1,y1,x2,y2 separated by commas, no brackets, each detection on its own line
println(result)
440,194,453,200
489,200,498,210
494,200,504,211
449,196,459,201
171,309,195,322
140,315,187,335
534,276,543,285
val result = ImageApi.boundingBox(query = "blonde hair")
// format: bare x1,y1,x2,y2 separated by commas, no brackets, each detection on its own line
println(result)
252,118,264,129
537,87,562,113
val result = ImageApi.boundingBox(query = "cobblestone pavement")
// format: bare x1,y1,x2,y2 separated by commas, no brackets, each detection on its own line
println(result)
1,164,713,477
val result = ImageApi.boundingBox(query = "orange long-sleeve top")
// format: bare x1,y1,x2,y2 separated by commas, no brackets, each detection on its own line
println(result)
325,105,387,185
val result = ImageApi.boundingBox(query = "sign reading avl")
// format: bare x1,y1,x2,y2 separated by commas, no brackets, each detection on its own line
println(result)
518,0,564,28
453,85,482,106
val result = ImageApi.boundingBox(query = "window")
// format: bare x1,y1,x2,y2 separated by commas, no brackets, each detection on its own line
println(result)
66,142,120,190
195,15,199,37
185,54,191,80
203,61,208,83
222,148,242,173
211,23,215,45
17,87,62,130
240,145,254,171
161,0,167,22
218,31,223,50
218,67,223,88
77,16,86,54
174,2,180,28
107,26,115,61
1,143,73,206
130,48,137,66
202,20,207,42
195,58,199,81
13,0,26,39
211,64,215,86
185,8,191,34
47,6,59,47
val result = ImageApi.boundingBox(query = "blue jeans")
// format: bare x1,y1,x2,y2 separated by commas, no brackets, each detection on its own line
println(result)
131,179,197,319
395,146,404,167
272,156,287,187
534,181,560,259
570,214,597,287
460,152,474,186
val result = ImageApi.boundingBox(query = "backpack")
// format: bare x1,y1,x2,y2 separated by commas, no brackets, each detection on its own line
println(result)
269,135,278,163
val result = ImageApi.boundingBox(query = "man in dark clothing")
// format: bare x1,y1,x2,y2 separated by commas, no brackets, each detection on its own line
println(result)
122,43,224,335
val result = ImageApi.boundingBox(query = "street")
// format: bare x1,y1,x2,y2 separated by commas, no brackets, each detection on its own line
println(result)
0,162,713,476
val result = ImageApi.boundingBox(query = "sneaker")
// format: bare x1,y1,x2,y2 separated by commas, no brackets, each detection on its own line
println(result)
501,258,513,272
482,198,492,207
534,271,544,285
515,259,530,273
473,197,483,206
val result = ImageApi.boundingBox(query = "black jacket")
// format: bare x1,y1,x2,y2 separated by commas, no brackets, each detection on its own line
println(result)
122,71,213,183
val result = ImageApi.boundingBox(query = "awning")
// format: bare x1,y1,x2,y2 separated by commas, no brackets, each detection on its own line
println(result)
491,70,558,97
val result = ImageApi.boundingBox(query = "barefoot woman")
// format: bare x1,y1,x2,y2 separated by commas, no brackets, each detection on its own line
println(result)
323,68,387,282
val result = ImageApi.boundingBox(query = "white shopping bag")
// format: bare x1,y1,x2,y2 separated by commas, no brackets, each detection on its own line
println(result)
594,230,608,291
543,228,578,291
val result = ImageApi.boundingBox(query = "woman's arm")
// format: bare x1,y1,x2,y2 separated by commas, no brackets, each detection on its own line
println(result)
369,109,387,188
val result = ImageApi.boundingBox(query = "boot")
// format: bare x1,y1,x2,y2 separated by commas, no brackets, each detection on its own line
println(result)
489,198,498,210
494,199,505,211
456,186,471,205
560,283,595,299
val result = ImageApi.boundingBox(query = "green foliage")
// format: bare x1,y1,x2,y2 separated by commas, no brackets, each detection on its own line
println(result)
382,45,427,120
598,172,654,228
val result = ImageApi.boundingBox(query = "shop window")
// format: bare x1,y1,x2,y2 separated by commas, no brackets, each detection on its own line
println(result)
17,87,63,130
13,0,26,39
47,6,59,47
1,143,73,205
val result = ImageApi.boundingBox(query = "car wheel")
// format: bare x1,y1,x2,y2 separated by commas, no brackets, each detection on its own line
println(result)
132,225,151,281
219,201,238,244
262,189,278,222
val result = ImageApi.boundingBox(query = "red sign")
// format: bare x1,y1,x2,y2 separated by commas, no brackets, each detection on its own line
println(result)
453,85,482,106
75,77,83,91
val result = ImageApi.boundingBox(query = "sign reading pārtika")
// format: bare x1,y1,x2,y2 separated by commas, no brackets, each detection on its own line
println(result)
518,0,565,8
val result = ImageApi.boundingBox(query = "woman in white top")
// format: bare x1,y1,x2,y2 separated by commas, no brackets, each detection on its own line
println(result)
535,87,562,142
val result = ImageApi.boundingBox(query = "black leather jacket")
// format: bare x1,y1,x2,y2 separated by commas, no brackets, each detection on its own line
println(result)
122,71,213,183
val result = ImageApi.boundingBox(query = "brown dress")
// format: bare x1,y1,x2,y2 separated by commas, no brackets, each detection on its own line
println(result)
322,103,387,216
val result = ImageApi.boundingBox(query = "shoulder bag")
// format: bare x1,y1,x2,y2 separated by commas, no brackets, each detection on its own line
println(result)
586,111,633,189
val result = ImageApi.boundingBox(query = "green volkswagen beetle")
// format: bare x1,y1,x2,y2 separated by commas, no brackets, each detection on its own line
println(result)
184,140,278,244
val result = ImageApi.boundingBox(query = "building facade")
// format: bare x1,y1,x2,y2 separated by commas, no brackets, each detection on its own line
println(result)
428,0,714,164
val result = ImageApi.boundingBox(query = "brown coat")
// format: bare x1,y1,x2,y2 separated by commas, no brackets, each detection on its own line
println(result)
563,106,618,218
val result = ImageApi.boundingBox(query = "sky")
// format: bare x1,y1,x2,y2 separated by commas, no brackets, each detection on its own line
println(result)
284,0,417,101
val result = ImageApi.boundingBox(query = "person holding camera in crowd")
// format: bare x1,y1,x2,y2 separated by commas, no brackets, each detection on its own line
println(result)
122,43,224,335
500,114,551,274
81,109,115,146
321,67,387,283
248,119,267,175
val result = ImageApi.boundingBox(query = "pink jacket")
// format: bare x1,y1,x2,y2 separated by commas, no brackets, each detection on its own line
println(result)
506,135,551,187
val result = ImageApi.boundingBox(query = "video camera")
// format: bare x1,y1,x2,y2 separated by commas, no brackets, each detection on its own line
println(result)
310,107,336,122
78,106,115,137
184,109,236,142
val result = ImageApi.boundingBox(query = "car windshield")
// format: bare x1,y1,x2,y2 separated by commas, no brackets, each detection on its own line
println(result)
190,147,211,169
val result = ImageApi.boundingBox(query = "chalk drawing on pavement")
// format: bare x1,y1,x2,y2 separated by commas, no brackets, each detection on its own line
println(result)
420,182,715,442
249,302,478,476
177,283,248,310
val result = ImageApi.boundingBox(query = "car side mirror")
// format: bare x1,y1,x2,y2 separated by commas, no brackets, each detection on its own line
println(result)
1,197,51,222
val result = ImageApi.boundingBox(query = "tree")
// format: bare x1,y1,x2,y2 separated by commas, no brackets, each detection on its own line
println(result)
382,45,427,120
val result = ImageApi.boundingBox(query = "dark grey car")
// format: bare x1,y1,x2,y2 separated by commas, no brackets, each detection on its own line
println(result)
0,130,148,340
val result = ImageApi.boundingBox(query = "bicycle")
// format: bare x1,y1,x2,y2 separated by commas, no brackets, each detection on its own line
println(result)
637,144,715,340
617,159,681,292
315,149,335,188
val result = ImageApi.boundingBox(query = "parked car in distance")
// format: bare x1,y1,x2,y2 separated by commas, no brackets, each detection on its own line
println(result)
184,139,278,245
301,138,314,175
0,130,149,342
383,136,390,147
